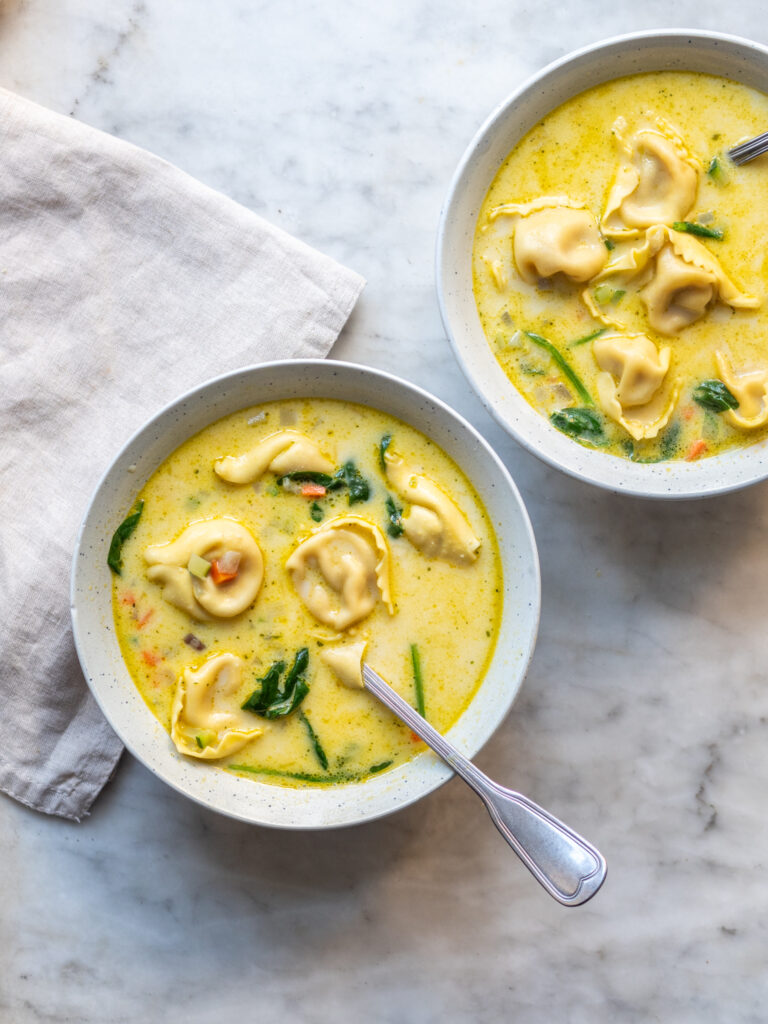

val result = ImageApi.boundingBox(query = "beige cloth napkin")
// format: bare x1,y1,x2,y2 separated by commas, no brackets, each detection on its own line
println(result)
0,88,364,822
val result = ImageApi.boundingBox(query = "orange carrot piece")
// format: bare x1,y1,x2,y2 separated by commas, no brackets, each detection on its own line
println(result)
685,438,707,461
300,482,327,498
121,591,136,606
210,560,238,584
136,608,154,629
682,405,694,421
141,649,160,667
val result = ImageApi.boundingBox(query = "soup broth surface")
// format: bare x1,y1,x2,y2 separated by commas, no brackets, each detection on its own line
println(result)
473,72,768,461
113,399,502,787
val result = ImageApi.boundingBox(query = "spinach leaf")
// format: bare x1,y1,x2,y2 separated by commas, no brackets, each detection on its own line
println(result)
693,379,739,413
107,499,144,575
277,471,335,487
299,710,328,770
524,332,594,407
333,461,370,504
659,421,681,460
550,407,604,442
385,495,404,537
604,238,615,251
673,220,724,240
241,649,309,719
369,760,393,774
310,501,324,522
379,433,392,471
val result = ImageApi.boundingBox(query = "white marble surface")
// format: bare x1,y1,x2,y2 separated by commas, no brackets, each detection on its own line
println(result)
3,2,768,1022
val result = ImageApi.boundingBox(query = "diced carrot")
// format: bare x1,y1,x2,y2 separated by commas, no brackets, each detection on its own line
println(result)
210,560,239,584
411,731,421,743
682,406,694,421
300,482,327,498
121,591,136,606
685,438,707,461
141,649,160,667
136,608,154,629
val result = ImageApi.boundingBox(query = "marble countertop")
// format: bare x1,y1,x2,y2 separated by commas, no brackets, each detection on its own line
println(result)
3,3,768,1022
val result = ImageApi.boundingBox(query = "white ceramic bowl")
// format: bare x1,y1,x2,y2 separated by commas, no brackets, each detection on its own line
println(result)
437,30,768,499
71,360,540,828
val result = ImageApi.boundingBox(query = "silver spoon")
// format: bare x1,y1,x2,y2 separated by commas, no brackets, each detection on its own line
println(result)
362,664,607,906
727,131,768,165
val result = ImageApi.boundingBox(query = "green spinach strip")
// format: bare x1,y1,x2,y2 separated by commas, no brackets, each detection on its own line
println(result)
385,495,404,537
107,499,144,575
299,710,328,770
379,433,393,471
524,332,593,407
672,221,724,240
410,643,426,718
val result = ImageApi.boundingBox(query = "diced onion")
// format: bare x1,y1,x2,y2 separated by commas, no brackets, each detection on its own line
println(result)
217,550,241,574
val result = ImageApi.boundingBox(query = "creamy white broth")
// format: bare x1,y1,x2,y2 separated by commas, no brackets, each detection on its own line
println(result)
473,72,768,461
112,399,502,786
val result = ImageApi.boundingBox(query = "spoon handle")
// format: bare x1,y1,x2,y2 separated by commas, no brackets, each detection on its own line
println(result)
362,664,607,906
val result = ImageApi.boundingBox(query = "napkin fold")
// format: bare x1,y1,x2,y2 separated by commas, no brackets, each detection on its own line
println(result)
0,88,364,822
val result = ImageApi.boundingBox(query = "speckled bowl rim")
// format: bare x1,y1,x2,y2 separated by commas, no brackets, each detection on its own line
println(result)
436,29,768,499
71,360,541,829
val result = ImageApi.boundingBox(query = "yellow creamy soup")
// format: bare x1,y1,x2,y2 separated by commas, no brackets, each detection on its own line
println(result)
473,72,768,462
112,399,501,787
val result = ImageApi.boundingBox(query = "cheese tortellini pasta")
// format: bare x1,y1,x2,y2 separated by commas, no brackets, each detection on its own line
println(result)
489,198,608,284
602,123,699,236
171,653,263,759
383,448,480,565
320,641,367,690
715,351,768,429
214,429,334,484
593,333,677,440
145,518,264,620
286,516,393,630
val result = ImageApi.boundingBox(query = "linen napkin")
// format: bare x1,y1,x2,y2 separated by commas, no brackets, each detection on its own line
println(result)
0,88,364,822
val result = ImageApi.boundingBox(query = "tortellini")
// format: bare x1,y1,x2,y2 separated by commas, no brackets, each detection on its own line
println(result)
286,516,393,631
171,653,263,759
384,449,480,565
214,429,334,485
602,122,699,236
320,641,367,690
488,197,608,285
587,225,760,335
593,332,678,441
145,518,264,620
715,351,768,429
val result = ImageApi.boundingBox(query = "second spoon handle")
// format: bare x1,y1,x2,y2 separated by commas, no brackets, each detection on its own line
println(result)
362,664,607,907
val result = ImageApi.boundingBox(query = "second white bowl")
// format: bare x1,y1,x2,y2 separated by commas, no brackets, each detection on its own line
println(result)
437,30,768,499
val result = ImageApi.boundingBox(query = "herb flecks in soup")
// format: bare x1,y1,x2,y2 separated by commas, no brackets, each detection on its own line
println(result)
111,400,501,787
473,71,768,462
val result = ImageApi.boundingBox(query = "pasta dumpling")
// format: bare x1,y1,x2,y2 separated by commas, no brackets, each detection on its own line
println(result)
593,333,671,407
286,516,393,630
171,653,263,759
513,207,607,285
214,429,334,484
586,225,760,335
384,449,480,565
487,197,607,285
715,351,768,429
602,123,698,236
320,641,367,690
593,332,678,440
145,518,264,620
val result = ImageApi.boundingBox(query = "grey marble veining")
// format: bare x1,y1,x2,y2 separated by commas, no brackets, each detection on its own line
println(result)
2,2,768,1022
